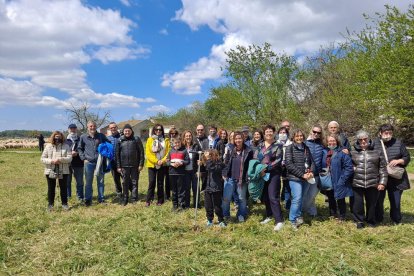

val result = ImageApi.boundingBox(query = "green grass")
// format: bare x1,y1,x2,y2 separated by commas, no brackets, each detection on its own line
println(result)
407,149,414,174
1,151,414,275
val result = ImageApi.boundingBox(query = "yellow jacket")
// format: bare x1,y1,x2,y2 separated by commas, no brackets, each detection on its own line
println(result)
145,136,170,168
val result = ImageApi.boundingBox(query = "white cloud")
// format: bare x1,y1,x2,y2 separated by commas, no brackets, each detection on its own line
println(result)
0,0,152,108
146,105,170,113
120,0,131,7
164,0,409,94
159,28,168,35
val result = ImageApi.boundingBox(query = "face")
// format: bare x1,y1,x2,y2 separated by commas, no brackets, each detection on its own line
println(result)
279,129,287,135
109,124,118,135
311,127,322,139
281,122,290,131
253,131,261,141
220,131,227,140
174,140,181,149
234,135,244,147
229,132,234,143
88,123,97,134
209,128,217,136
328,124,339,134
154,126,162,135
327,136,337,148
170,130,177,137
264,128,274,141
54,134,62,142
196,125,204,137
381,130,393,140
293,132,304,144
358,137,369,149
124,128,132,137
69,127,77,134
243,131,249,139
184,132,192,143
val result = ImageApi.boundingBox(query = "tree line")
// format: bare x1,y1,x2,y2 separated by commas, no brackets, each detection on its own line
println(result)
153,5,414,145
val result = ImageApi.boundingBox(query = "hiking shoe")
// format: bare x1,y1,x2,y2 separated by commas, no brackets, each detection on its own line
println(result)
291,222,298,231
122,200,128,206
62,204,69,211
238,215,245,222
296,217,304,226
206,220,213,227
274,222,284,232
219,221,227,228
260,217,272,224
85,200,92,207
47,205,53,212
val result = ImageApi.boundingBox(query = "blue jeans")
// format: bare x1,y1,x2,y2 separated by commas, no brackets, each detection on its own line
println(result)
84,162,105,203
222,178,247,218
67,166,84,200
302,176,320,216
289,179,308,223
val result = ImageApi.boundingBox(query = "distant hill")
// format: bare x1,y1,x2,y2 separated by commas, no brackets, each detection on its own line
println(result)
0,130,53,138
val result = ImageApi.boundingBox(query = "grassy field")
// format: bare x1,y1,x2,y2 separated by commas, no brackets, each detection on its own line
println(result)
1,150,414,275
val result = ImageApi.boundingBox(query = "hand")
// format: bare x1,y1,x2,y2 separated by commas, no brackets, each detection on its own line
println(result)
222,176,228,181
302,173,310,180
157,160,163,166
138,166,143,172
84,160,89,164
53,159,61,165
117,168,122,173
389,159,403,167
71,151,78,157
377,184,385,191
260,169,266,177
342,149,350,155
197,160,202,166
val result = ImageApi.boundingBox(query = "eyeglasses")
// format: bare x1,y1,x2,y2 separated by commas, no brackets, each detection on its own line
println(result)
312,130,321,134
155,128,162,131
358,138,368,142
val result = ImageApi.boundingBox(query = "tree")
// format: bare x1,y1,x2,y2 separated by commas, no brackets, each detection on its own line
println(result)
65,102,111,132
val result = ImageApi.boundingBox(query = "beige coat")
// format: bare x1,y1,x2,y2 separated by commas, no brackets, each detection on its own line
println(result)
41,143,72,175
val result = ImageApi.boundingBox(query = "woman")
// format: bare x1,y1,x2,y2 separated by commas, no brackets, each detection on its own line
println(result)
285,129,314,230
145,124,170,206
165,128,179,200
223,131,235,163
222,131,253,222
251,129,264,152
182,130,202,208
321,134,354,220
254,124,284,231
277,126,292,209
351,130,387,228
41,131,72,211
373,124,411,224
215,128,228,161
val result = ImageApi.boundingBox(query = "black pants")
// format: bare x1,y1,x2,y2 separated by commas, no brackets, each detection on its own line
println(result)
47,174,68,206
205,191,224,222
352,187,379,225
326,190,347,217
262,173,283,223
121,167,139,202
375,182,404,223
111,161,122,194
184,171,196,207
170,174,186,208
147,167,165,203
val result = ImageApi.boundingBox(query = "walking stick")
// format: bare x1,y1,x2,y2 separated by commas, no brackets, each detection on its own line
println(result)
193,151,203,230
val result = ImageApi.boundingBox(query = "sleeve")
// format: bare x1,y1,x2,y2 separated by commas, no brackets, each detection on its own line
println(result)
378,150,388,186
266,144,283,171
161,138,170,162
400,141,411,167
78,136,86,161
136,137,145,167
145,138,159,165
166,151,172,166
285,144,304,179
60,145,72,164
116,140,122,168
182,149,190,166
40,144,52,165
338,153,354,186
222,150,231,177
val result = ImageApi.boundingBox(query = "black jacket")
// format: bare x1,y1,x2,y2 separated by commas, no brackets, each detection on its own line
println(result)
195,135,209,151
372,137,410,190
116,135,144,168
186,143,202,172
222,146,253,183
215,139,227,161
66,136,84,167
285,143,315,181
351,142,387,188
205,160,225,193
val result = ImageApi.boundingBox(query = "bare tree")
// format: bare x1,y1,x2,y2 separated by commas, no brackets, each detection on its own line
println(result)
66,102,111,132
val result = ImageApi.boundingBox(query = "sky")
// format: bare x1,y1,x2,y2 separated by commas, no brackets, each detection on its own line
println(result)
0,0,410,131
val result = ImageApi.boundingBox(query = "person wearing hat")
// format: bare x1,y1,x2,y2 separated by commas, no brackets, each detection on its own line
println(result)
116,124,144,205
65,123,84,201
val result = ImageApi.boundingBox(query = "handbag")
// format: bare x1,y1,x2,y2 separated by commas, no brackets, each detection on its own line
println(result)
319,168,333,190
380,140,405,179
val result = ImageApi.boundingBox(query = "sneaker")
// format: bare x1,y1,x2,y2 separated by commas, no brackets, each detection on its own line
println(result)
122,200,128,206
206,220,213,227
219,221,227,228
291,222,298,231
238,215,245,222
47,205,53,212
295,217,304,226
62,204,69,211
274,222,284,231
260,217,272,224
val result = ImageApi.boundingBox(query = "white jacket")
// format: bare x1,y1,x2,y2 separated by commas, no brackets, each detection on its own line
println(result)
41,143,72,175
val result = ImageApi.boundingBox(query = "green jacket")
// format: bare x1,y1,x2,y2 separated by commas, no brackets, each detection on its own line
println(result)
247,159,267,202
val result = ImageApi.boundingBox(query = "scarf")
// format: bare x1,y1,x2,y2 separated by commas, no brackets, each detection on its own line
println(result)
151,135,164,153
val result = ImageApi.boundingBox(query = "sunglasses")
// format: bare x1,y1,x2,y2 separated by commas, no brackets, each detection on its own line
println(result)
155,128,162,131
312,130,321,134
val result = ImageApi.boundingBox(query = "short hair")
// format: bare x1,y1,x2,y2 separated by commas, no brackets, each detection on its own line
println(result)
252,129,264,140
328,121,339,128
325,133,341,146
233,131,244,140
49,131,65,145
291,129,305,140
209,125,217,130
355,130,369,140
87,121,96,127
171,136,182,143
378,124,394,133
262,124,276,133
277,126,289,137
108,122,116,126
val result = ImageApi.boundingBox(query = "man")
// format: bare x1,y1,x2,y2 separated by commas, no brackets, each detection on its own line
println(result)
208,125,220,149
281,120,291,133
78,121,109,206
65,124,84,201
106,122,122,199
38,133,45,152
327,121,351,154
241,126,251,148
195,124,209,199
116,124,144,205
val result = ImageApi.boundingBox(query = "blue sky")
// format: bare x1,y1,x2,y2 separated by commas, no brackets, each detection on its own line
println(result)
0,0,409,131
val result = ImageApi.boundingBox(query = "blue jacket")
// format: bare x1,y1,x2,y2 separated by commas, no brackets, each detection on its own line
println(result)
322,147,354,199
305,139,324,175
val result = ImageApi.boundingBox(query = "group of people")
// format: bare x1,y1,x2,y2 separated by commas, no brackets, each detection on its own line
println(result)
40,119,411,231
